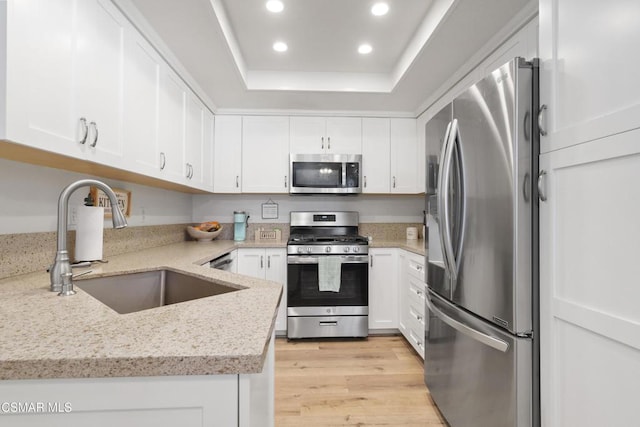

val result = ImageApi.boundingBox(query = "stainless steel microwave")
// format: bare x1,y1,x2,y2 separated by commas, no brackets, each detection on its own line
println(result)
289,154,362,194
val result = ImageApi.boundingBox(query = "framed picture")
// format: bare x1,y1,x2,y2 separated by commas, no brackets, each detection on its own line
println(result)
89,187,131,218
261,200,278,219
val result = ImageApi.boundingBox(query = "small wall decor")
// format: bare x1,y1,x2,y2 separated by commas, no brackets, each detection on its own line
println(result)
261,198,278,219
90,187,131,218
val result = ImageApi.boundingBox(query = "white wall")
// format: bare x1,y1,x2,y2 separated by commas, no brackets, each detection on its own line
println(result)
192,194,425,224
0,158,192,234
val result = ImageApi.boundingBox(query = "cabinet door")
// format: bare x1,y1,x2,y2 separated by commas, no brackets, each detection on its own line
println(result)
397,250,409,335
362,118,390,193
123,29,161,177
368,249,398,330
75,0,126,167
214,116,242,193
202,110,215,190
539,0,640,154
390,118,418,193
185,94,205,187
325,117,362,154
265,249,287,333
5,0,79,157
539,131,640,427
242,116,289,193
289,116,325,154
158,67,186,183
236,249,266,279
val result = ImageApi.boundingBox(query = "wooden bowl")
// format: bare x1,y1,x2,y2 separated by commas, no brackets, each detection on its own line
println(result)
187,225,223,242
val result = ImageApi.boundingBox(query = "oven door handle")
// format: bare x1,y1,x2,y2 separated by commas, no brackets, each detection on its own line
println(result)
287,255,369,264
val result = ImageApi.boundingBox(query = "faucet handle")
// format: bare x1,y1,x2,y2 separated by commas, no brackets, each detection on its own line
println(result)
58,272,77,297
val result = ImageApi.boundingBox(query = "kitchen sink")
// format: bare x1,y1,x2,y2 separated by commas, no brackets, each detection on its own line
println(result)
76,269,238,314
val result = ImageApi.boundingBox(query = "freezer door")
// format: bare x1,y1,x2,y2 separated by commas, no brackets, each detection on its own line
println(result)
448,58,534,333
424,290,532,427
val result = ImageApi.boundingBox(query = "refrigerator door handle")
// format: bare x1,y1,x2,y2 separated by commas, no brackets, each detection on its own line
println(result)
439,119,459,282
436,121,453,276
426,293,509,353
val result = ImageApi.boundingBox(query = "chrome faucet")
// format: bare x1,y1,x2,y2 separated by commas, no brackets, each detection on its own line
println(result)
50,179,127,295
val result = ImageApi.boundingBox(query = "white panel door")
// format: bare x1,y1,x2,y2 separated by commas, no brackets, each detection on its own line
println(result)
539,131,640,427
158,67,186,183
5,0,78,156
242,116,289,193
75,0,126,167
390,118,418,193
237,248,266,280
264,249,287,333
397,250,409,335
362,118,391,193
325,117,362,154
213,115,242,193
289,116,325,154
368,248,398,330
123,30,161,177
539,0,640,153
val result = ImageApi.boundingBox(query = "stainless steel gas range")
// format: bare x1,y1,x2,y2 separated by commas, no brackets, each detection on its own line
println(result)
287,211,369,339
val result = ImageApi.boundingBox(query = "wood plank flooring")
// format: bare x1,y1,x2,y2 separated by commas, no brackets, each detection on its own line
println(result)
275,335,448,426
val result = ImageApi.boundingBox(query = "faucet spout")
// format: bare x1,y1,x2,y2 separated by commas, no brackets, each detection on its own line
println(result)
50,179,128,293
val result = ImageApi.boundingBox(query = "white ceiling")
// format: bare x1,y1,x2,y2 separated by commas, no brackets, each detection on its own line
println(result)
124,0,535,114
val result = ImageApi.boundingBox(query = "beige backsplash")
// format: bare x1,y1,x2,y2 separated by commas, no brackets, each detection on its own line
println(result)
1,222,424,279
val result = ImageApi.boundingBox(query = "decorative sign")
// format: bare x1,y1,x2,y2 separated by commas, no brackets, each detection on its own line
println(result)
261,199,278,219
90,187,131,218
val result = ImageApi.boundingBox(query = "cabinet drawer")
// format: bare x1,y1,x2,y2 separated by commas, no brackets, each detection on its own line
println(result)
407,326,425,359
407,276,426,316
407,257,426,281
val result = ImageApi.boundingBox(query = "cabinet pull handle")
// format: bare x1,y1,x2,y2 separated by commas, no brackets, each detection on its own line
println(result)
89,121,98,147
236,176,239,188
364,176,367,188
416,290,423,297
321,136,324,150
538,170,547,202
78,117,89,144
284,175,287,188
160,152,166,170
267,255,271,268
190,164,194,179
186,163,190,178
538,104,548,136
416,265,422,271
327,136,331,150
260,255,264,269
370,255,373,267
417,315,423,321
393,176,396,188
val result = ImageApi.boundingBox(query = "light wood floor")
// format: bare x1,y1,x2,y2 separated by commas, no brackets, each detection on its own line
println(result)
275,335,448,426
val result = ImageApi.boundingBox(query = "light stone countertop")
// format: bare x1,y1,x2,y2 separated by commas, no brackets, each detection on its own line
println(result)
0,238,423,381
0,240,283,380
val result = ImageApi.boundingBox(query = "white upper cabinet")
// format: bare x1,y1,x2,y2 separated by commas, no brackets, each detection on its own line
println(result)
74,0,126,167
290,117,362,154
362,118,391,193
390,118,418,193
5,0,127,167
241,116,289,193
123,29,161,177
184,93,209,189
213,115,242,193
539,0,640,153
158,67,186,183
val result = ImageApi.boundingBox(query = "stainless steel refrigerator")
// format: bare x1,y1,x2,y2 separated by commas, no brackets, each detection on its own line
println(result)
424,57,539,427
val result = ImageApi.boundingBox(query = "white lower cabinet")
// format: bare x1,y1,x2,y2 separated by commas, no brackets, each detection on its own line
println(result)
368,248,398,331
237,248,287,334
399,250,427,358
0,334,275,427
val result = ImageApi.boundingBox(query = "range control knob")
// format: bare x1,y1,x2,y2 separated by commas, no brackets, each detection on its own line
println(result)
343,246,350,253
306,247,312,253
352,246,360,253
297,247,304,254
325,246,332,253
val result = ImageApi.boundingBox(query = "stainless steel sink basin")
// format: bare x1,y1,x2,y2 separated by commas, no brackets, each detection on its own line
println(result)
76,269,238,314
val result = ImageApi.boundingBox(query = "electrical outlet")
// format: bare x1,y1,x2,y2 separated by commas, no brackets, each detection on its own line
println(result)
70,207,78,226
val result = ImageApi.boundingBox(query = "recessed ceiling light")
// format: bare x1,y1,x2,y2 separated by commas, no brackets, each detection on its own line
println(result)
371,2,389,16
266,0,284,13
358,44,373,55
273,41,288,52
